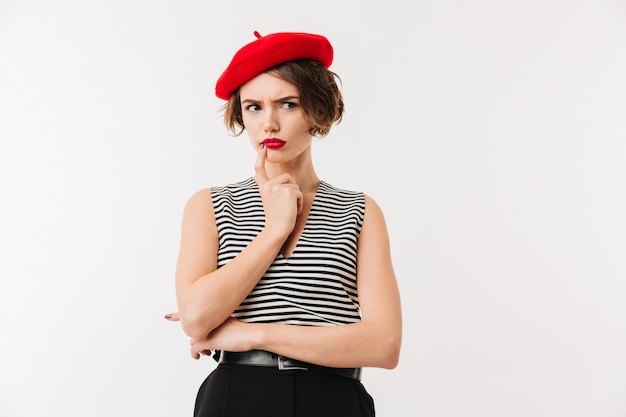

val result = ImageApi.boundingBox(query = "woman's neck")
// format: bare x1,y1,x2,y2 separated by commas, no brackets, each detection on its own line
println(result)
265,157,320,193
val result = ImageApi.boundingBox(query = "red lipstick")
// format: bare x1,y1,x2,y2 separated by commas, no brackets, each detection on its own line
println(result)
262,138,286,149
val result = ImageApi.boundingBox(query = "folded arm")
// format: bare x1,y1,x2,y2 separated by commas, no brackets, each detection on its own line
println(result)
174,188,287,339
189,195,403,369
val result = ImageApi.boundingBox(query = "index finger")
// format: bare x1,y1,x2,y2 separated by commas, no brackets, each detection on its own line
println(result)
164,312,180,321
254,144,270,184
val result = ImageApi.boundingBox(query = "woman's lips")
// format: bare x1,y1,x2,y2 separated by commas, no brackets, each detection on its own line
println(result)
262,138,286,149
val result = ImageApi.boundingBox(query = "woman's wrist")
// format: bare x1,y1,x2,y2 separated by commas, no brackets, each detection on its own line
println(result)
258,226,290,247
249,322,268,351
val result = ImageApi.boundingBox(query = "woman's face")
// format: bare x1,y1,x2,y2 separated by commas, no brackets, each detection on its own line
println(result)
240,72,314,165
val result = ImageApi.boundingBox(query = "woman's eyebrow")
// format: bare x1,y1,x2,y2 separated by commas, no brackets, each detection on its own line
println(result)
240,98,260,105
241,95,300,105
273,95,300,103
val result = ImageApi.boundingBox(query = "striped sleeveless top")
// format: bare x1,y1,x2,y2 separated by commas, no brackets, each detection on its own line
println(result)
211,177,365,326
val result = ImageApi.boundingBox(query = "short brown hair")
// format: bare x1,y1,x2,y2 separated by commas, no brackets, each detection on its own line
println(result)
221,59,344,137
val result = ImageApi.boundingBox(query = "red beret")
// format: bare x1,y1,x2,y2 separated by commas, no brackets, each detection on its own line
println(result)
215,31,334,100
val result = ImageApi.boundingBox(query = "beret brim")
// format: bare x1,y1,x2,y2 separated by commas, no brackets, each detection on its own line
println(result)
215,31,334,100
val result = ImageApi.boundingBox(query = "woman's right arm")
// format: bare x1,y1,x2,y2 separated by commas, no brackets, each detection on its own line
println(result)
174,188,286,340
176,146,302,339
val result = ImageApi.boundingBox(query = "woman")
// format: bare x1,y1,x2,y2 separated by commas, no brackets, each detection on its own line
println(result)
167,31,402,417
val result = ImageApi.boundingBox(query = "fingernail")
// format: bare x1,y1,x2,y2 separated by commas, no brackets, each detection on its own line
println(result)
164,314,172,319
260,143,265,149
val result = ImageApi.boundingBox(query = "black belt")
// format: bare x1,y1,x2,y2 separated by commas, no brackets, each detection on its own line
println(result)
218,350,362,381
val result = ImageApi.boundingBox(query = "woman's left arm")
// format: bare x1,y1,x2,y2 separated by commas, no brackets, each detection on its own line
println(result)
193,195,403,369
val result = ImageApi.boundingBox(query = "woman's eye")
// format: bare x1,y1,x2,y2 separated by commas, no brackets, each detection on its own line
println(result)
282,102,299,110
245,104,261,112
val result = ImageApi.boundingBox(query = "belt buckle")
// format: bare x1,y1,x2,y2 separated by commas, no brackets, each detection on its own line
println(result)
277,355,308,371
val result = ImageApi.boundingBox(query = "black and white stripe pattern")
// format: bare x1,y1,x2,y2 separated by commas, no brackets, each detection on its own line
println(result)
211,177,365,326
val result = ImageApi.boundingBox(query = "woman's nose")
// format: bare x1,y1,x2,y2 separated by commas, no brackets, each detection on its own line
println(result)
262,110,279,133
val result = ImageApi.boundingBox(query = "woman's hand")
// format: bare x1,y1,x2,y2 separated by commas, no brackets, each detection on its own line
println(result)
165,313,257,359
164,312,180,321
189,317,257,360
254,145,303,239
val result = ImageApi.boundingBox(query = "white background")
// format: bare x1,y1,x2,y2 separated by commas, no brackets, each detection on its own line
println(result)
1,1,626,416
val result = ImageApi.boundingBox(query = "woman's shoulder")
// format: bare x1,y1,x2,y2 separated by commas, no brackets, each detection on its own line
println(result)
183,187,213,214
321,182,384,218
210,177,256,193
184,177,258,213
318,180,364,199
210,177,259,205
184,176,246,199
186,178,255,202
317,181,386,214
